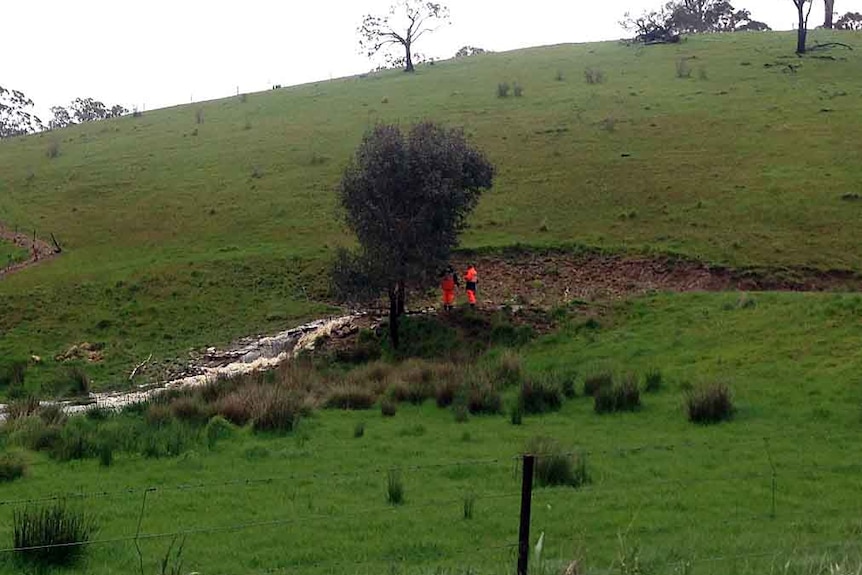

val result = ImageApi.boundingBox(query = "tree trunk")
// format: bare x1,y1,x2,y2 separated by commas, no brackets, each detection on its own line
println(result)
824,0,835,28
404,43,414,73
797,4,808,54
397,280,406,316
388,284,400,350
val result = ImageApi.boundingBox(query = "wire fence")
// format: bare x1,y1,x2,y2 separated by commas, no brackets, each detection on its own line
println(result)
1,437,860,575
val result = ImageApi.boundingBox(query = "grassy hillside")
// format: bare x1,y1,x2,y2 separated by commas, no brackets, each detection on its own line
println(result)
1,292,861,574
1,30,861,389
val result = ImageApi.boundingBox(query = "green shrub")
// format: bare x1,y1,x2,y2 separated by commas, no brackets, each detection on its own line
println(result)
386,469,404,505
13,502,95,567
644,369,663,393
381,398,397,417
584,372,613,396
594,377,641,414
0,452,27,482
686,383,734,424
526,437,590,488
205,415,235,449
519,376,563,414
325,385,376,410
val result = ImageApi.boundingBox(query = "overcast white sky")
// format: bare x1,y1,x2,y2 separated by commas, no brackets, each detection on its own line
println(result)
2,0,856,118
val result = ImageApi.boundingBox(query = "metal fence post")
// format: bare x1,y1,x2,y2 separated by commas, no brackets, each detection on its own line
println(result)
518,454,535,575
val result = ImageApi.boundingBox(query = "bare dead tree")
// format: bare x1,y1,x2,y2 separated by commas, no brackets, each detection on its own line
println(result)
358,1,450,73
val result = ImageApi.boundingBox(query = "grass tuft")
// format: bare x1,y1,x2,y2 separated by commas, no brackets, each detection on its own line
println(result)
686,383,734,424
526,437,590,488
386,469,404,505
13,502,95,567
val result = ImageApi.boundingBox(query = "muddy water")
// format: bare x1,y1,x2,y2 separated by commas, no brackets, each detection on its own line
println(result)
0,314,361,420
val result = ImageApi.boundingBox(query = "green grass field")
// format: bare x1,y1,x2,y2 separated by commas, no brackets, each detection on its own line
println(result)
2,30,862,389
1,292,861,574
2,29,862,574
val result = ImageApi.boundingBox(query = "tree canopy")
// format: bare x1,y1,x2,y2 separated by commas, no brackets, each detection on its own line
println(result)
0,86,44,139
333,122,494,348
621,0,769,44
49,98,128,129
358,1,450,73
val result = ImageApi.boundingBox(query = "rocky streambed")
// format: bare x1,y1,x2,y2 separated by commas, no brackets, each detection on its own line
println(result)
0,314,364,420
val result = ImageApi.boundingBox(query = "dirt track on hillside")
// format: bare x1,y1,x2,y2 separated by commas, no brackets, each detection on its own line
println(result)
448,250,862,308
0,222,58,278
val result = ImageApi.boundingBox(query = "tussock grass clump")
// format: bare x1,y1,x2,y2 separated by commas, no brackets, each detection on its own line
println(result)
0,359,27,389
386,469,404,505
584,372,613,396
435,379,460,407
249,389,306,433
686,383,734,424
4,396,41,422
644,369,662,392
466,384,502,415
526,437,590,488
497,82,511,98
594,376,641,414
145,403,174,427
519,375,563,414
381,398,397,417
353,422,365,438
213,394,253,426
584,67,605,84
325,385,376,410
170,396,209,424
13,503,95,567
494,350,523,387
205,415,235,449
0,452,27,482
348,360,393,389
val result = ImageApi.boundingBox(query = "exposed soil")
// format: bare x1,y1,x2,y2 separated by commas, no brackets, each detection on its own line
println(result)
0,222,59,278
449,249,862,308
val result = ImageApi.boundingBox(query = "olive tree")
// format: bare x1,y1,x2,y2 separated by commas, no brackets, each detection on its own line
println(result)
333,122,494,348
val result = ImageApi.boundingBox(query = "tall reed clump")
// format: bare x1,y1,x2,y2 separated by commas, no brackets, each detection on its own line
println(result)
13,503,96,567
686,383,734,424
526,437,590,488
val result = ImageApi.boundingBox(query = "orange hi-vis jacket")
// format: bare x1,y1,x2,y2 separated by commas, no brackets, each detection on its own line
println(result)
441,275,456,291
465,267,477,284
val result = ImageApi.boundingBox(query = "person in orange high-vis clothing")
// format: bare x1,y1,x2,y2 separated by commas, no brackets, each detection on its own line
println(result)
465,265,478,306
440,266,459,311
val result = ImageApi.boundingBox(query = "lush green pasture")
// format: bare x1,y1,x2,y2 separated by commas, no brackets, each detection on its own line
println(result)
1,291,861,574
2,30,862,388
